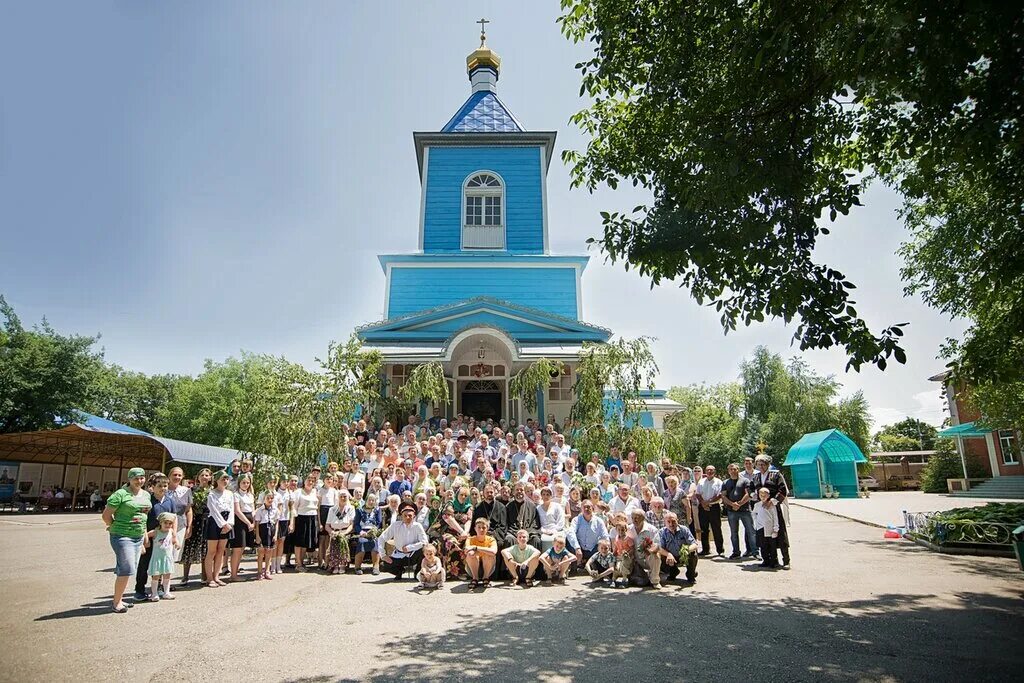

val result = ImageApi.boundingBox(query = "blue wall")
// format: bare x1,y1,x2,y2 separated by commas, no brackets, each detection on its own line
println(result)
388,266,577,318
423,146,544,253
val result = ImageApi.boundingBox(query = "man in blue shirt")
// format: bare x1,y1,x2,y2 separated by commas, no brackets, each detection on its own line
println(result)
511,444,537,475
657,512,699,583
567,500,609,569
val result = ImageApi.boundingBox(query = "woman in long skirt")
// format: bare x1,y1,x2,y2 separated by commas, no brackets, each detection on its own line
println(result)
324,490,355,573
179,468,212,584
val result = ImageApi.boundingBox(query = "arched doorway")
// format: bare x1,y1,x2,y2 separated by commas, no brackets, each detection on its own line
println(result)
445,329,516,421
460,379,502,421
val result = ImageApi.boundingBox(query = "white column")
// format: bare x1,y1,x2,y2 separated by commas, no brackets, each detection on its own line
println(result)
984,433,1000,477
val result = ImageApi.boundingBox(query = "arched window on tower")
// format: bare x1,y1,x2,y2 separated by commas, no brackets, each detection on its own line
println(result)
463,172,505,249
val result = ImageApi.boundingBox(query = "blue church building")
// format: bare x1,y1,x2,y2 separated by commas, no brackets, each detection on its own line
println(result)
357,34,679,429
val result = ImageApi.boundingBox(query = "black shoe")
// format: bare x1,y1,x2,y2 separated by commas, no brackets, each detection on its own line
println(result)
685,573,697,583
698,551,709,557
727,553,740,559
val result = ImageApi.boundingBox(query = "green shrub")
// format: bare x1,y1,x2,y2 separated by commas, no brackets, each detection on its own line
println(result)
919,438,987,492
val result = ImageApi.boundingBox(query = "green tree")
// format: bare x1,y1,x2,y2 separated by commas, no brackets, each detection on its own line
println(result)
874,418,938,451
572,337,658,429
87,364,181,433
558,0,1022,373
876,434,919,453
396,362,450,413
664,383,744,470
0,295,105,433
919,438,986,493
570,337,660,462
738,347,872,459
509,358,564,413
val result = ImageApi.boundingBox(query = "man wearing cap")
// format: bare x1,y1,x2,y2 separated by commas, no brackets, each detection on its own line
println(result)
376,501,428,580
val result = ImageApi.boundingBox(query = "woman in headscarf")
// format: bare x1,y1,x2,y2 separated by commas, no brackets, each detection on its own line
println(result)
179,467,212,585
102,467,151,612
438,501,469,579
324,489,355,574
352,492,382,575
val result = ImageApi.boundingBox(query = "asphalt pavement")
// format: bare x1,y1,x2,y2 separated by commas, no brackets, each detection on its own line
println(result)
0,505,1021,682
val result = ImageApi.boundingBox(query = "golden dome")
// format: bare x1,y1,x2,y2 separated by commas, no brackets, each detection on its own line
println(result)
467,34,500,75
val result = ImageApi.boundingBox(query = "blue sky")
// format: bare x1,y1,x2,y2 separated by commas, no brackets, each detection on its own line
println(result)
0,1,965,430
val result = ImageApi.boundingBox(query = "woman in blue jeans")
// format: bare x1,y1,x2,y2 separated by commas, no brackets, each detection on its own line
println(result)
102,467,151,613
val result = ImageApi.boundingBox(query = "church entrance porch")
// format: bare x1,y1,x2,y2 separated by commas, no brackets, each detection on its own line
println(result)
459,380,502,421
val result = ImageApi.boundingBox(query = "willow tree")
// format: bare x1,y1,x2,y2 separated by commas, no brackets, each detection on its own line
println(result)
397,362,450,413
571,337,661,462
509,358,565,413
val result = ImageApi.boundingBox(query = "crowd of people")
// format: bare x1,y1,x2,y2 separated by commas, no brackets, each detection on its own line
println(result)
102,412,791,613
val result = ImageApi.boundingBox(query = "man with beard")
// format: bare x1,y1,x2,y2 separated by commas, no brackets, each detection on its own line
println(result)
472,482,508,549
504,482,541,549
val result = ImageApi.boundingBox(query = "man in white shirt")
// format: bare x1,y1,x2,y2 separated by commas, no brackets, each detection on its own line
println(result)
695,465,725,556
618,460,640,491
376,502,428,580
610,482,642,517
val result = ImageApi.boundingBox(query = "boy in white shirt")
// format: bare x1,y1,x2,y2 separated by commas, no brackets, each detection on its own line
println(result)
753,487,779,568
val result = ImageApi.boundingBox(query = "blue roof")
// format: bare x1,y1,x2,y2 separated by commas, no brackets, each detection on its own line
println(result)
73,410,250,467
784,429,868,467
74,411,152,436
441,91,525,133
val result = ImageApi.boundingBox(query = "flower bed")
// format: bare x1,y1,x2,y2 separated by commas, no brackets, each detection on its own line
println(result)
904,503,1024,549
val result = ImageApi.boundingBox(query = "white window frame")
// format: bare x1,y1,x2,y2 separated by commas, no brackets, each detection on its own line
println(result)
548,365,573,402
998,430,1020,465
462,171,506,250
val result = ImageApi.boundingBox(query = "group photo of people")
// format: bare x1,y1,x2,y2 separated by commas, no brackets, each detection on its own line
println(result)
101,414,792,613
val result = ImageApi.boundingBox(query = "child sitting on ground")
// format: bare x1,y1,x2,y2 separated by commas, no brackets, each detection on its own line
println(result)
585,537,616,584
502,528,542,587
417,543,445,589
540,534,576,582
753,487,779,568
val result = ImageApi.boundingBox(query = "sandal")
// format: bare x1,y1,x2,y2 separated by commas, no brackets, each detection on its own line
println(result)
112,604,128,613
208,581,219,588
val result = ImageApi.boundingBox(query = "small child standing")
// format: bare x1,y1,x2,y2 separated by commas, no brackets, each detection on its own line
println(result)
753,487,779,568
586,537,616,584
145,512,179,601
417,543,445,589
254,491,279,580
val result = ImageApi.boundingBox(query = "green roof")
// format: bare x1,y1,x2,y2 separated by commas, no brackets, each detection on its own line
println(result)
784,429,868,467
937,421,989,438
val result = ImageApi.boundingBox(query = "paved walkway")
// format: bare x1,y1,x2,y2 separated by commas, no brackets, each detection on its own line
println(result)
0,506,1021,682
789,491,1016,528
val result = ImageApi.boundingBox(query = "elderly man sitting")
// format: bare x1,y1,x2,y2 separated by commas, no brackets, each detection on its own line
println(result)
567,499,609,570
376,501,428,581
657,512,699,583
628,509,662,589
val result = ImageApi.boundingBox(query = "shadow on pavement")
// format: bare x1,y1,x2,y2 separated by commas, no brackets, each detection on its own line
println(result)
843,538,1021,580
282,589,1023,683
35,600,119,620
